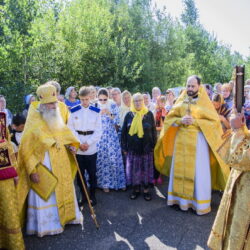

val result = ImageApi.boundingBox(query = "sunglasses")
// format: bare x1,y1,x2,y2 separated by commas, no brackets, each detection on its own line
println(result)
99,99,107,101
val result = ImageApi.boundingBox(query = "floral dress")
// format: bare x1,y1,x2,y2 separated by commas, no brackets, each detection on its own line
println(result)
96,103,126,189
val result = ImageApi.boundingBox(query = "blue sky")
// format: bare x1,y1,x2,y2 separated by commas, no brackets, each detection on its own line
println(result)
153,0,250,57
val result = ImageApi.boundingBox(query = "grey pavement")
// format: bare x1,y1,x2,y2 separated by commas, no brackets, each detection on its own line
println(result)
24,179,221,250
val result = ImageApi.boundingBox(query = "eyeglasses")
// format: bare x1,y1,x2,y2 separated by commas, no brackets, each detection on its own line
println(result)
99,99,107,101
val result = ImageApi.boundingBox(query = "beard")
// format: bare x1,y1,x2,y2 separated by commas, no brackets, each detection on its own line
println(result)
39,104,64,131
187,90,198,97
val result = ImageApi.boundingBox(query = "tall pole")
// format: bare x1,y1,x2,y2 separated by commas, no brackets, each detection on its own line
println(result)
72,154,99,229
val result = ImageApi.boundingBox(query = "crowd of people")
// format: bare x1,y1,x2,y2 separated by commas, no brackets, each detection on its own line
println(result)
0,76,249,250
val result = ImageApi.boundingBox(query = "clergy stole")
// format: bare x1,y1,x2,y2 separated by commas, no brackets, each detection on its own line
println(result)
173,125,200,199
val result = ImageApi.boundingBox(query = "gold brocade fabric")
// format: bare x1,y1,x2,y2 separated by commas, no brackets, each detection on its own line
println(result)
154,86,230,193
208,128,250,250
0,179,25,250
173,126,199,198
0,117,25,250
17,103,80,226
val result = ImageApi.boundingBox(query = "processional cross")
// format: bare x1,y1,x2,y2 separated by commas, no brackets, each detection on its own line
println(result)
183,96,196,116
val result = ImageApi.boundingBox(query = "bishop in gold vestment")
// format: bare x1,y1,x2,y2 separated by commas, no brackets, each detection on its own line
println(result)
154,76,230,215
208,111,250,250
27,80,70,124
18,85,82,237
0,112,25,250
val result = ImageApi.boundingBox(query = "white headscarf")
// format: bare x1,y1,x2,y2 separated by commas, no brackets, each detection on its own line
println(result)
120,90,132,127
65,86,75,99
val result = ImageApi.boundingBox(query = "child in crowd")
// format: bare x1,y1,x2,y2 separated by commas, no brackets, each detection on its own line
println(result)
155,95,167,133
154,95,167,185
11,113,26,156
221,83,233,109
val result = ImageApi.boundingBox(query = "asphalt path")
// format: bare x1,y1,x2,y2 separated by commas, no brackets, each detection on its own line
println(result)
24,179,221,250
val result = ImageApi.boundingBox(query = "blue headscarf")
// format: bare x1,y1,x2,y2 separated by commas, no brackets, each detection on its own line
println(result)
24,94,34,109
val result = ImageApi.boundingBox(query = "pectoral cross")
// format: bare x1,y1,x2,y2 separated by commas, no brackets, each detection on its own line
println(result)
184,96,196,116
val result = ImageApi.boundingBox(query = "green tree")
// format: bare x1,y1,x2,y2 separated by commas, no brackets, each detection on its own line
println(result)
0,0,39,112
181,0,199,26
0,0,248,113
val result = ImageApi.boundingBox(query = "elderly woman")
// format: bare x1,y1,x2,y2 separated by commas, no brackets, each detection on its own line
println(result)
205,84,213,99
64,86,80,108
143,93,155,113
88,85,98,105
152,87,161,104
122,93,157,201
111,87,122,107
22,94,36,118
165,89,175,113
96,88,126,192
120,90,132,128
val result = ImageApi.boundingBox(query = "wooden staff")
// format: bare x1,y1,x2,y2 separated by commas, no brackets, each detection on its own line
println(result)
72,153,99,229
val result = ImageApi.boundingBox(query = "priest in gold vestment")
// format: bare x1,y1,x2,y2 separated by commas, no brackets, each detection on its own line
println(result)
208,110,250,250
0,112,25,250
154,75,230,215
17,84,83,237
28,80,70,124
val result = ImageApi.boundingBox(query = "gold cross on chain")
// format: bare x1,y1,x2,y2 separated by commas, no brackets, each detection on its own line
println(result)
183,96,197,115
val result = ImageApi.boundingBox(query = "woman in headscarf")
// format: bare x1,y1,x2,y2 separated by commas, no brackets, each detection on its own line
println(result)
154,95,167,185
143,93,155,114
212,93,231,132
119,90,132,128
205,84,213,100
64,86,80,108
96,88,126,192
22,94,36,118
122,93,157,201
165,89,175,113
221,83,233,109
155,95,167,134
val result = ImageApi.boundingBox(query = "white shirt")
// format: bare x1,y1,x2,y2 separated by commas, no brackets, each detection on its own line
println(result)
11,131,23,153
67,105,102,155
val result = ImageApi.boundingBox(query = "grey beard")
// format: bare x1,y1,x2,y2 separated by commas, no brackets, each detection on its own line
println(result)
39,105,64,130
